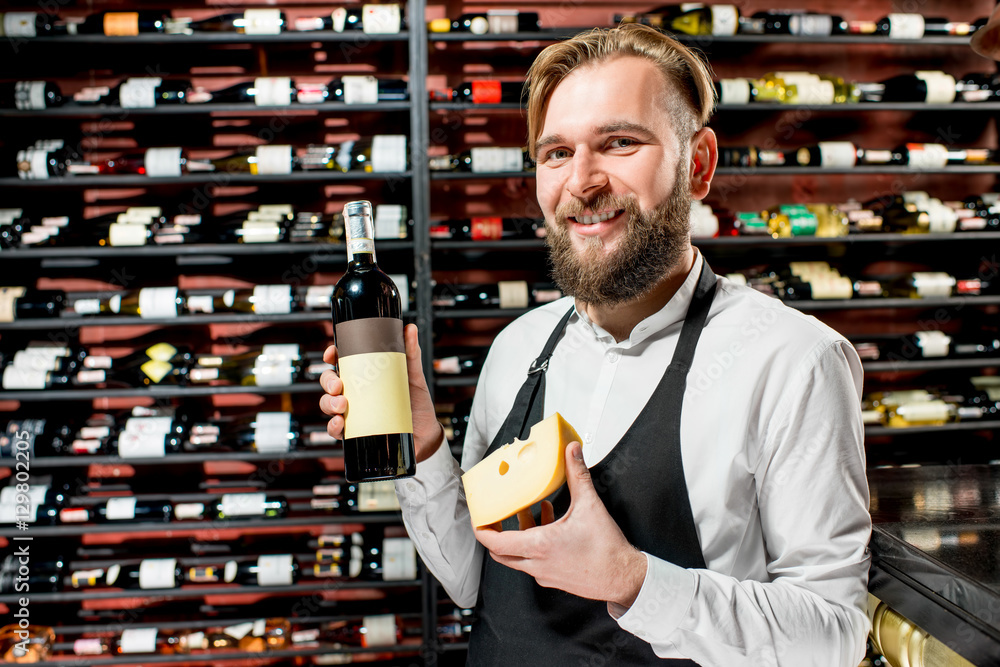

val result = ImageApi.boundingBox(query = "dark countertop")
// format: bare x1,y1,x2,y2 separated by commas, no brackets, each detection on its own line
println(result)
868,464,1000,664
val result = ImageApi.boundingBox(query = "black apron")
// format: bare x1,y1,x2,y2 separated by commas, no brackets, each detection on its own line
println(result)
467,260,718,666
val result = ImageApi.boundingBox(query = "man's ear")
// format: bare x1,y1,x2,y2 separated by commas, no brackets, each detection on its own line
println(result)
688,127,717,201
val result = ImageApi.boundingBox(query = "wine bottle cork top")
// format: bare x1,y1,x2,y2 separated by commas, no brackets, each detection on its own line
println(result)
343,200,375,242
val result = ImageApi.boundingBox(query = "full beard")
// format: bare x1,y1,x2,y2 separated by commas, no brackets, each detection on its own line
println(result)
545,168,692,307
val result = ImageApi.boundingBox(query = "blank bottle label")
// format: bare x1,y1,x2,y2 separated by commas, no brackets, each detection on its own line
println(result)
915,331,951,357
243,9,283,34
1,366,48,390
915,72,957,104
382,537,417,580
362,615,398,646
254,77,292,106
104,12,140,36
374,204,406,239
498,281,529,308
257,554,294,586
254,412,292,453
15,81,47,110
138,286,179,318
145,147,183,177
120,78,161,109
342,75,379,104
718,79,750,105
817,142,857,168
0,286,26,323
471,147,522,173
252,284,292,314
907,144,949,169
911,271,956,297
139,558,177,589
887,13,924,39
224,621,255,640
255,145,293,174
119,628,158,653
174,502,205,520
335,318,414,439
109,222,148,246
3,13,38,37
105,497,138,520
362,4,401,34
371,135,407,172
118,431,166,458
789,14,832,35
74,638,105,656
221,492,266,516
358,479,401,511
711,6,739,35
487,10,518,33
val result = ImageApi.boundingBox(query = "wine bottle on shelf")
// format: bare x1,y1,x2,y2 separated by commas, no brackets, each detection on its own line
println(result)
429,147,533,173
74,147,210,178
794,142,860,168
195,77,298,107
296,5,403,34
59,497,173,524
0,12,67,37
715,78,759,105
14,141,78,180
433,350,486,375
224,554,301,586
66,11,170,36
331,201,416,482
0,478,75,525
955,72,1000,102
741,11,847,36
875,71,957,104
432,281,563,310
292,614,420,648
187,412,303,454
449,80,523,104
668,5,740,36
90,78,195,108
429,10,539,34
0,81,63,109
329,76,408,103
189,347,302,387
1,417,82,457
0,286,65,321
167,9,286,35
429,217,545,241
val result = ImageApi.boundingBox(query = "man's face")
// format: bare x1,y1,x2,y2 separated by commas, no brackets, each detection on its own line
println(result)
535,56,693,306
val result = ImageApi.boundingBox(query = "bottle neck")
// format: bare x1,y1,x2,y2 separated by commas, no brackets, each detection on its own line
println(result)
348,249,377,268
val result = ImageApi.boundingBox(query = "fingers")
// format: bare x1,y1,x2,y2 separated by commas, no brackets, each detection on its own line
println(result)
319,369,342,397
540,500,554,526
404,323,429,391
322,344,338,365
564,441,596,505
517,507,536,530
325,414,344,440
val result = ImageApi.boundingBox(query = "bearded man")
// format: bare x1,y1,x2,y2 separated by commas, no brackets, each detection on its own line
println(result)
320,23,871,667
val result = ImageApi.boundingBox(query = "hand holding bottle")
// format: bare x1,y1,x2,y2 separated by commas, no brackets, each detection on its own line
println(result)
320,323,444,463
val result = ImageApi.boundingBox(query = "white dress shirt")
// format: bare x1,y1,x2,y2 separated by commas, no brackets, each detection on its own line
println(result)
395,250,872,667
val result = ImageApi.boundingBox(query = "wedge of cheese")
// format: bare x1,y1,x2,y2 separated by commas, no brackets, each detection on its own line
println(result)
462,413,582,528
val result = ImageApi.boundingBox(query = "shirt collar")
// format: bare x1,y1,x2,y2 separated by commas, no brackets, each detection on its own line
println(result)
573,248,704,348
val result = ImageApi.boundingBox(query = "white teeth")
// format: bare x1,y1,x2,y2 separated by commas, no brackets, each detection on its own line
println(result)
575,210,619,225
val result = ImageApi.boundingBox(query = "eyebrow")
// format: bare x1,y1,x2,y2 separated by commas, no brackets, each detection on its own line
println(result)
534,121,656,154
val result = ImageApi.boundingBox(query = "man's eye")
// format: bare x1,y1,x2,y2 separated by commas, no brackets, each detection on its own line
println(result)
609,138,635,149
546,149,570,161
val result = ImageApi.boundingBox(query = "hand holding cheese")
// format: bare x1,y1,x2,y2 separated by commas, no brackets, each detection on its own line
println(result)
462,413,582,528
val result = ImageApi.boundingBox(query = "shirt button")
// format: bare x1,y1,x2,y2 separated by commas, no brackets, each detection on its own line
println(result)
607,350,620,363
421,532,432,540
406,482,417,493
584,433,593,444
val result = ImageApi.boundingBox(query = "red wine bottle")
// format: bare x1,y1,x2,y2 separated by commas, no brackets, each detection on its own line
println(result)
331,201,415,482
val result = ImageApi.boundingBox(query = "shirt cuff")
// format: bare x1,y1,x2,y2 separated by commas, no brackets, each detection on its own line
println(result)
396,427,459,502
609,553,696,644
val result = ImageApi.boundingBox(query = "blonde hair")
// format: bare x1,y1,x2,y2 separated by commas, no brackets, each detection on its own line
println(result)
524,24,716,159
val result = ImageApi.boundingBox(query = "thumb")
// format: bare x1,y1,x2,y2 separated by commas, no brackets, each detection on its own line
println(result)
564,441,596,500
404,323,430,391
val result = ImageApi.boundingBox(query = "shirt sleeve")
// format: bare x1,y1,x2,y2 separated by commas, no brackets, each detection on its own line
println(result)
393,353,496,609
612,339,872,667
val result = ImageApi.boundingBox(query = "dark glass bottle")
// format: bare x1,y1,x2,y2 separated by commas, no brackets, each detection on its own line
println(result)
67,11,170,36
0,12,66,37
451,80,523,105
331,201,416,482
0,81,63,109
428,217,545,241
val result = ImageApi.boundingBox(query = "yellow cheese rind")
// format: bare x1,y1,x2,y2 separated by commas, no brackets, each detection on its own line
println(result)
462,413,582,528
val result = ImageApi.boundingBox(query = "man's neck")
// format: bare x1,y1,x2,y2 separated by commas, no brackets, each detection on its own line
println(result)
578,245,697,343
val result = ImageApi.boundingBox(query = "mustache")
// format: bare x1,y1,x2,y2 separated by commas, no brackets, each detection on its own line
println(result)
553,193,639,221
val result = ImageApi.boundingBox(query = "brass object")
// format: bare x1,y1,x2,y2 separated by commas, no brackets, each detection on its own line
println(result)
868,594,976,667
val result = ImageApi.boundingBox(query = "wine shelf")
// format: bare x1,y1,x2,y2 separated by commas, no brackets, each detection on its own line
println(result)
0,309,414,330
429,166,1000,180
431,102,1000,112
864,358,1000,372
433,376,478,388
0,514,402,538
32,645,421,667
22,30,411,44
428,29,975,46
0,578,420,604
0,382,322,402
0,171,413,188
431,232,1000,252
1,240,414,260
0,101,413,117
866,421,1000,437
0,448,342,468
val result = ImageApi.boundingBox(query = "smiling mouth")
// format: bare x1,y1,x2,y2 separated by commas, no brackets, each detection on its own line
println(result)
568,209,624,225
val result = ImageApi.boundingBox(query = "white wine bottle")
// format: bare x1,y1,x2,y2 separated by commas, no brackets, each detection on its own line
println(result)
331,201,415,482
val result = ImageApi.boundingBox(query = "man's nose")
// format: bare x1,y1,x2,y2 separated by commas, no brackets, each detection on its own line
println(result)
566,148,608,200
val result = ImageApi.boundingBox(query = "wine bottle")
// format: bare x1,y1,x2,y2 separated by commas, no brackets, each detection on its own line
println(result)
169,9,286,35
0,286,65,322
59,497,173,524
327,76,408,104
715,78,758,105
210,493,290,520
225,554,300,586
189,350,302,387
188,412,302,454
198,77,296,107
1,417,80,457
0,12,66,37
432,281,563,309
795,142,860,168
14,142,76,180
955,72,1000,102
669,5,740,36
0,81,63,109
0,566,62,594
0,479,74,525
296,5,403,34
292,614,420,648
433,349,486,375
876,71,957,104
429,10,539,34
66,11,170,36
450,80,523,104
741,11,847,36
200,145,296,175
429,217,545,241
429,147,532,173
77,147,208,178
95,78,194,108
331,201,416,482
